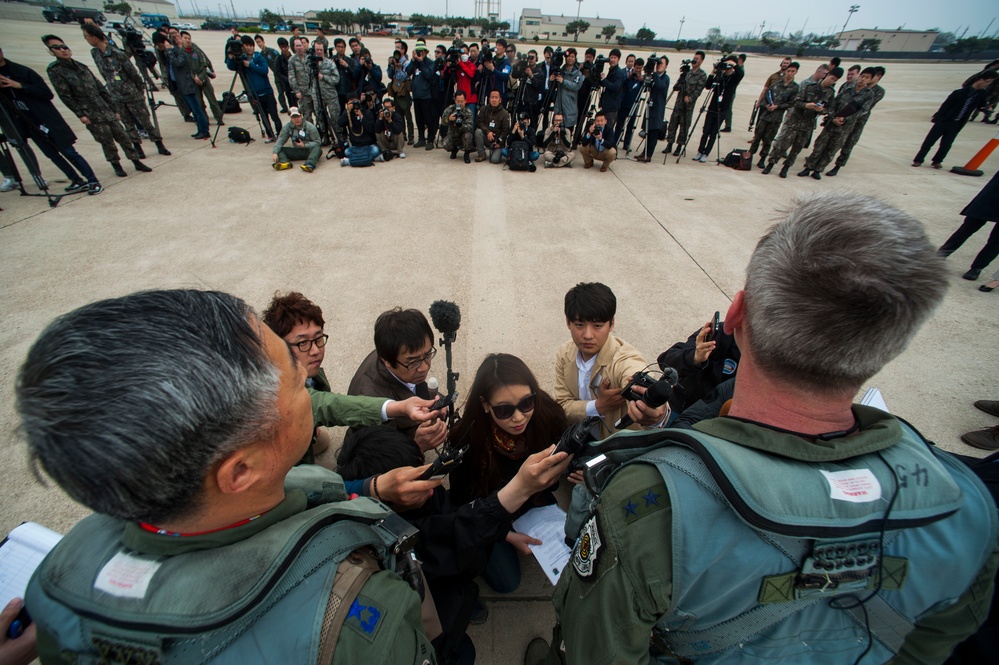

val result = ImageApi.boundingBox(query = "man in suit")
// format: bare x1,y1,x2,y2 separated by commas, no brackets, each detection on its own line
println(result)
913,71,998,168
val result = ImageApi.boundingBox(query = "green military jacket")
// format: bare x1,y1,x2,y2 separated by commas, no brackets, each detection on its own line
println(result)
47,58,118,122
186,43,215,80
552,408,999,665
274,118,321,153
300,368,387,465
828,81,875,126
784,79,836,131
90,44,145,102
442,103,473,132
759,78,798,122
679,66,708,103
288,52,313,97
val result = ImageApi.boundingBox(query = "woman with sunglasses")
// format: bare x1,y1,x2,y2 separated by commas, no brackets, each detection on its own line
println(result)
448,353,568,594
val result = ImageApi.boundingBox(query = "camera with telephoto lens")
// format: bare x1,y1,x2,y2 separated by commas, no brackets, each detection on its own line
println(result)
225,37,243,60
454,103,464,126
612,368,678,430
552,416,599,458
478,44,494,65
512,53,531,80
447,46,462,66
349,98,363,112
714,59,734,73
678,58,692,75
517,111,529,132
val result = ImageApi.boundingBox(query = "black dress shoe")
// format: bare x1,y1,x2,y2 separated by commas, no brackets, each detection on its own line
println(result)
980,284,996,292
963,269,982,280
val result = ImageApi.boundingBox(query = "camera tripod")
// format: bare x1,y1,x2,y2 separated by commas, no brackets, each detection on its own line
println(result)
618,74,657,157
538,71,561,133
0,94,78,207
674,81,724,165
212,59,273,147
573,85,603,148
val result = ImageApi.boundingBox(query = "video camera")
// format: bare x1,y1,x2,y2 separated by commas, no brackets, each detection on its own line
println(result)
478,44,494,65
551,46,565,71
115,23,157,71
678,58,692,75
225,37,244,60
591,54,610,77
713,59,735,73
614,368,678,430
307,52,322,69
511,53,531,80
643,55,658,77
446,45,462,66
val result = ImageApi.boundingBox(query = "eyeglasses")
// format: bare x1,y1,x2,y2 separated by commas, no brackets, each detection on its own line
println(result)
397,346,437,371
49,45,70,51
289,334,328,352
488,393,536,420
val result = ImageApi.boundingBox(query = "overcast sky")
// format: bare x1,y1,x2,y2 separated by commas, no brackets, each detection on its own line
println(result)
188,1,998,38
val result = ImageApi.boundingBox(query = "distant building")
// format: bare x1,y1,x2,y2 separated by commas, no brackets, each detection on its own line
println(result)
835,28,938,53
518,8,625,44
131,0,178,20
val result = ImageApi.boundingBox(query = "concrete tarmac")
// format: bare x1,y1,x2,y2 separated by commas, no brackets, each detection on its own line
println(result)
1,21,998,664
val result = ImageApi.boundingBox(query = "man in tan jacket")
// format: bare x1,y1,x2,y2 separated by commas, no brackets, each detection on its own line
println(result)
554,282,668,440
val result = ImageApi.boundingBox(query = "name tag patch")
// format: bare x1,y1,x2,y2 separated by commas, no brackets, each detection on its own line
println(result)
820,469,882,503
94,551,163,599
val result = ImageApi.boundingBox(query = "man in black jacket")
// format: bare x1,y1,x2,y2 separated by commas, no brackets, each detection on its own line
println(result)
596,49,626,130
692,55,739,163
375,97,405,159
914,71,998,168
578,110,617,171
0,48,101,194
338,94,378,166
657,318,741,414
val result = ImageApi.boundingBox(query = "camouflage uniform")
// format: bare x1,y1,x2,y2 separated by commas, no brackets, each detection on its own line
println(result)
90,43,161,143
665,66,708,148
749,78,798,161
835,84,886,168
440,103,474,152
48,58,139,163
287,53,315,123
313,57,341,138
187,43,223,123
803,83,875,173
768,80,835,170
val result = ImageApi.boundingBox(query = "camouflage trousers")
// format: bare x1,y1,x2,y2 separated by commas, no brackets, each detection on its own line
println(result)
443,127,473,152
804,122,851,172
116,95,161,143
313,90,341,139
769,126,810,168
86,119,139,163
834,115,870,168
749,115,783,159
666,101,695,146
294,93,315,125
196,78,224,122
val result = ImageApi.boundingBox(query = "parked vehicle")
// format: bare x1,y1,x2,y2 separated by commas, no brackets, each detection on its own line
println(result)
43,5,106,25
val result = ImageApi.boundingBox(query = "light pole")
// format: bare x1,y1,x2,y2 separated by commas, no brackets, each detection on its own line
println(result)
677,15,685,41
576,0,583,21
843,5,860,33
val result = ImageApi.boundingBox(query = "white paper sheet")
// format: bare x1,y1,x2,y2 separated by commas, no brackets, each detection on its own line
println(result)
512,504,572,586
860,387,890,414
0,522,63,607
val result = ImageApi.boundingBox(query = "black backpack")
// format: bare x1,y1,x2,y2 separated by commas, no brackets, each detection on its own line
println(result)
221,92,242,114
723,148,752,171
506,140,534,172
228,126,252,144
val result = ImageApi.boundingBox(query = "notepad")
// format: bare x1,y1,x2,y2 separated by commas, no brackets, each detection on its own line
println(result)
0,522,63,607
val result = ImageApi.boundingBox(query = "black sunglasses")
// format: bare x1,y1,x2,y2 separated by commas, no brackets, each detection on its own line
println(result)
488,393,536,420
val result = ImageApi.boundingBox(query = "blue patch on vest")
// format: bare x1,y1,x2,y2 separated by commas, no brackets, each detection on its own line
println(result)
643,489,661,507
722,359,737,375
346,598,383,641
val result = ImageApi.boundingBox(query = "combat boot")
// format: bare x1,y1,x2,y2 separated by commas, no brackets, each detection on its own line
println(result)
779,164,789,178
756,157,766,168
132,142,146,159
132,160,152,173
155,141,171,156
826,166,840,176
112,161,127,177
797,168,811,177
450,148,458,159
811,171,821,180
761,162,774,175
464,150,471,163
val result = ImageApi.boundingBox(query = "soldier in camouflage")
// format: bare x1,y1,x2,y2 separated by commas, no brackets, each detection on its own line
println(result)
43,35,152,178
749,62,799,168
665,50,709,156
81,24,170,158
311,41,341,142
764,66,842,178
800,68,876,179
830,66,887,175
180,31,224,126
288,37,315,125
441,90,474,162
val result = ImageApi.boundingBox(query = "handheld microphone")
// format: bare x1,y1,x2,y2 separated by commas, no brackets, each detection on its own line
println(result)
426,377,439,400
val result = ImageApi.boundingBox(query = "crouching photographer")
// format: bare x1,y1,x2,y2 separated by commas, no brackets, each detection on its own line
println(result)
502,112,539,171
376,97,406,160
578,111,617,172
338,94,380,166
442,90,475,163
474,89,510,163
271,107,321,172
541,112,575,167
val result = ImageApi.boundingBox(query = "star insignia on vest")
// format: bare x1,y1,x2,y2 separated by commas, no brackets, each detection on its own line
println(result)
346,596,385,641
572,514,603,578
622,483,667,524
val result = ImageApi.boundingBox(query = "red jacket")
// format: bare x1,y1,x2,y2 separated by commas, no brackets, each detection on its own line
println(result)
456,59,477,104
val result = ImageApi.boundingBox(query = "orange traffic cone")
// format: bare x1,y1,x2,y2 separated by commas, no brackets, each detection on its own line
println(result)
951,129,999,176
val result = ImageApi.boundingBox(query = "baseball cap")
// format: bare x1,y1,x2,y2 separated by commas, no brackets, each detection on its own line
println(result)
289,107,302,117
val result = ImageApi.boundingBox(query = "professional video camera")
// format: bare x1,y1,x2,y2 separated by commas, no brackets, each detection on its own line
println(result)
551,46,565,71
713,59,735,74
678,58,692,75
511,53,531,80
591,54,610,77
307,52,322,69
225,37,244,60
114,23,158,71
446,45,462,66
478,44,494,65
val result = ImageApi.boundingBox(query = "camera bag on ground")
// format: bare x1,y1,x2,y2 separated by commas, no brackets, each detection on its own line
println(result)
25,466,439,664
227,126,252,144
506,140,534,171
221,91,241,114
723,148,752,171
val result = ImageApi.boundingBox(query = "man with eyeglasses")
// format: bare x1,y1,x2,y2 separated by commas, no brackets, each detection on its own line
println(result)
348,307,448,453
262,293,440,466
